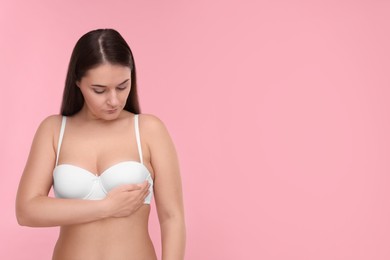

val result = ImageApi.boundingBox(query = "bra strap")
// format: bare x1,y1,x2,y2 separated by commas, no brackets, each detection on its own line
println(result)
134,114,144,164
55,116,67,166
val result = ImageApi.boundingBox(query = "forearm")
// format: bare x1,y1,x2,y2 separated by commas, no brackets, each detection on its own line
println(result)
16,196,108,227
160,216,186,260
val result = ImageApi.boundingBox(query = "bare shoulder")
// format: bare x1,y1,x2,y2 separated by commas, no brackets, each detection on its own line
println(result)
35,114,62,135
138,114,173,145
138,113,168,133
33,114,63,147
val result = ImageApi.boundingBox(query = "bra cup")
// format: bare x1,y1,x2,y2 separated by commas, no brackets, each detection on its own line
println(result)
53,166,97,199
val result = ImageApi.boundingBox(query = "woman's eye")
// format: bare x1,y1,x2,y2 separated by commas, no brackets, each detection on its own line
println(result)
93,89,105,94
117,86,127,91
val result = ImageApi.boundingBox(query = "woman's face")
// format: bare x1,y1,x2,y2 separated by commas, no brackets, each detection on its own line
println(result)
77,63,131,120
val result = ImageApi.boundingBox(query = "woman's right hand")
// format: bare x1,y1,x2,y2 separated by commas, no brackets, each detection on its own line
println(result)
103,181,150,218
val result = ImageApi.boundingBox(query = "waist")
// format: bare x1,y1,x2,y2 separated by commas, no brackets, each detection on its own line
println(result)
53,206,154,259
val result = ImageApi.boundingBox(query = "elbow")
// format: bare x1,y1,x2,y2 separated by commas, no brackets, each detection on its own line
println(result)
16,209,50,227
15,206,33,226
15,203,37,227
16,209,29,226
15,199,26,226
16,212,41,227
159,210,186,227
16,217,28,227
16,196,54,227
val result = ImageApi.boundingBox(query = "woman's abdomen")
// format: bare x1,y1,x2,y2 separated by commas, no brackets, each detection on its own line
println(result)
52,206,156,260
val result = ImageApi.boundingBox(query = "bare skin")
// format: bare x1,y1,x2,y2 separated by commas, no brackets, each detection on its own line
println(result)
16,64,186,260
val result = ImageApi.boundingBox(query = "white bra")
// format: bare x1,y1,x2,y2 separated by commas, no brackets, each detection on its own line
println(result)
53,115,153,204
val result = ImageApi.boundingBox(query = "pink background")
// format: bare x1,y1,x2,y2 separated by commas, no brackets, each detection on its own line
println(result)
1,0,390,259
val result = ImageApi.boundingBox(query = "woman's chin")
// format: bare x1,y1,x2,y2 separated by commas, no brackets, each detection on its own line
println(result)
101,109,123,120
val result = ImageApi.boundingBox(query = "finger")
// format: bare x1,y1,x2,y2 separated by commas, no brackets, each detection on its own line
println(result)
137,181,148,191
136,185,148,200
142,186,151,199
144,183,151,192
143,191,150,201
120,184,142,191
140,180,149,188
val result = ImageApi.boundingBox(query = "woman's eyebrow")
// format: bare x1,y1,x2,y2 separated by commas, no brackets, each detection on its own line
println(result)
91,79,130,87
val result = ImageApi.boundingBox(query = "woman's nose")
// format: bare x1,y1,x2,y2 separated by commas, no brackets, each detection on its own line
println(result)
107,91,119,107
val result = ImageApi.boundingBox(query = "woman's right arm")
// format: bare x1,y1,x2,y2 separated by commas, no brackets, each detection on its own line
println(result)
15,115,149,227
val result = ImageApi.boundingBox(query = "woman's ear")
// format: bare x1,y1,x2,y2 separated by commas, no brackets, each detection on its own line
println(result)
76,81,80,88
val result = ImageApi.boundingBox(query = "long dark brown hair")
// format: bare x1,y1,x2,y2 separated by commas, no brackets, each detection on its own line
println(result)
60,29,140,116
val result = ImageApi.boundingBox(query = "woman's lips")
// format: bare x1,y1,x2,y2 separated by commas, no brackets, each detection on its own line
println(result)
106,109,118,114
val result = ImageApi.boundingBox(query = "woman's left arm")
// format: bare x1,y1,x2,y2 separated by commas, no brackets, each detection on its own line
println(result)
143,114,186,260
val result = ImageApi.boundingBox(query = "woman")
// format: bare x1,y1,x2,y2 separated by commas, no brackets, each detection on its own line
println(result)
15,29,185,260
